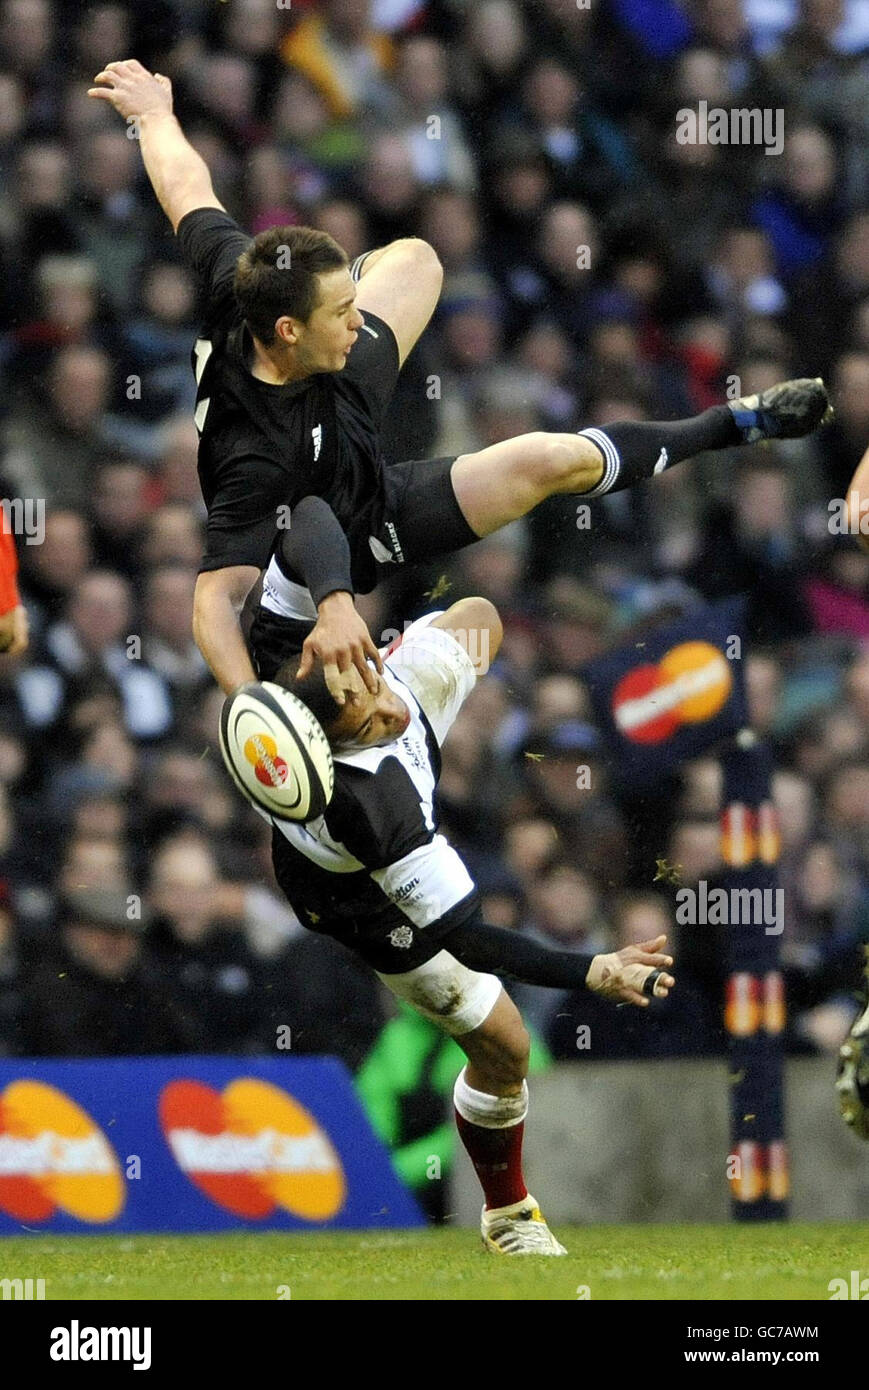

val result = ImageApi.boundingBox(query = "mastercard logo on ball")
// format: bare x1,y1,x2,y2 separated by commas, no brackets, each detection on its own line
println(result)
219,682,334,823
244,732,289,789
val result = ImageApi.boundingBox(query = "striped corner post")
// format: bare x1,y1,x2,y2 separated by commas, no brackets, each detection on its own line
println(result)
720,732,788,1220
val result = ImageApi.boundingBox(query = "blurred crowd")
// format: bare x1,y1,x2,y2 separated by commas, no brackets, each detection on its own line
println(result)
0,0,867,1076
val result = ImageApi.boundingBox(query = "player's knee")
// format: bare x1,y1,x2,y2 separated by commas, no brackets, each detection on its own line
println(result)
396,237,443,293
522,433,580,492
418,240,444,297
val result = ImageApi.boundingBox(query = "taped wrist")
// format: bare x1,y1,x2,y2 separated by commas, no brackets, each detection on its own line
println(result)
586,952,666,998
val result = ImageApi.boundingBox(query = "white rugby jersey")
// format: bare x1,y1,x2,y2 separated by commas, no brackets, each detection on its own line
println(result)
268,613,481,946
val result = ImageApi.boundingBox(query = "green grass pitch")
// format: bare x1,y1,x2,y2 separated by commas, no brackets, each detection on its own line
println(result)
0,1223,866,1300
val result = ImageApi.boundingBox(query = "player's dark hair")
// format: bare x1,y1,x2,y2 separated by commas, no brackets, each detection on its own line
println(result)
272,653,344,732
235,226,349,345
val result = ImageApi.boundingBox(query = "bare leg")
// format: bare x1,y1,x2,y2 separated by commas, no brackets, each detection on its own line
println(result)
451,432,605,537
451,989,565,1245
451,378,831,538
457,987,530,1095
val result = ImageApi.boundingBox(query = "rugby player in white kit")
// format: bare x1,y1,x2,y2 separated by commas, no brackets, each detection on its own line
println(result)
251,555,676,1254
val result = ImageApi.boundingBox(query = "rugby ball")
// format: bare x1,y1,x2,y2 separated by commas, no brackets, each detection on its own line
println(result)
219,681,334,822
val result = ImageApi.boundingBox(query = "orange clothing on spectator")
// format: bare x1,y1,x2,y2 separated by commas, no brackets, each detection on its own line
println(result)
0,513,19,618
280,13,394,120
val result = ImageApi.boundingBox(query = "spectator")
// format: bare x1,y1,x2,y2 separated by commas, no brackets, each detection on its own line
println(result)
89,462,152,577
686,460,814,641
121,260,198,422
512,861,611,1036
17,510,92,630
72,128,155,316
279,0,396,121
21,886,196,1056
393,35,475,190
520,55,639,210
751,124,846,280
141,565,208,695
3,346,115,509
35,569,172,740
147,833,265,1053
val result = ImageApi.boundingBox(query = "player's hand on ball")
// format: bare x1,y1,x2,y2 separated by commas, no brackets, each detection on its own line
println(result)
88,60,174,120
586,934,675,1007
299,592,383,706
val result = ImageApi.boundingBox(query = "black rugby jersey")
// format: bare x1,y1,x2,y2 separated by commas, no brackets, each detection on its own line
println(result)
267,615,481,961
177,207,390,587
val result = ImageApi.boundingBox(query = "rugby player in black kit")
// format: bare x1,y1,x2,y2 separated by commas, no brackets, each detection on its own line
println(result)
89,61,833,706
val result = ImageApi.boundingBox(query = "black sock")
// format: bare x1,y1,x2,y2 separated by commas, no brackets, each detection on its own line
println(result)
579,406,741,496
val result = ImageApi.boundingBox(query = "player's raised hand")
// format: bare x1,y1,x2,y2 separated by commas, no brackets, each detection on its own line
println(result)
586,934,676,1008
299,591,383,706
88,60,173,121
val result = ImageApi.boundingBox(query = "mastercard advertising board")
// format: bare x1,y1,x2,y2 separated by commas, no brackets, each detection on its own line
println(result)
582,597,749,789
0,1056,422,1234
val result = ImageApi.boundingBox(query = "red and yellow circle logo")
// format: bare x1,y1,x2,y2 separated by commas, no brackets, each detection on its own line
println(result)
159,1078,346,1222
612,641,732,744
0,1081,125,1223
243,732,289,789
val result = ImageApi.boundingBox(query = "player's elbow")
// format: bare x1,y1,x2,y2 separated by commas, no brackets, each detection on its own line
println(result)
440,596,503,674
191,576,214,652
192,569,246,649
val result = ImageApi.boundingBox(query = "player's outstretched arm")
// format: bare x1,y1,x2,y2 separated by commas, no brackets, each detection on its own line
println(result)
845,442,869,554
439,918,675,1006
88,60,224,232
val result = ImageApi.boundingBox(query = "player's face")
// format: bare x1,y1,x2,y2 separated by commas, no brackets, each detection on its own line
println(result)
299,268,364,372
329,675,412,750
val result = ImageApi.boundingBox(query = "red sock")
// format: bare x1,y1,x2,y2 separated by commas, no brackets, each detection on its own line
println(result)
454,1110,528,1211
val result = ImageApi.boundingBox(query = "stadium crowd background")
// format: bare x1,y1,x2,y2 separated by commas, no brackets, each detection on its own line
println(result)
0,0,867,1101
